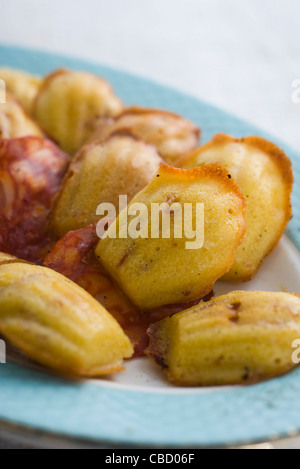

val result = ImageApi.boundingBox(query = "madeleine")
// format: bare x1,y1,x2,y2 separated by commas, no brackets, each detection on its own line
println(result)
0,67,41,114
88,107,200,165
95,164,246,310
179,134,293,281
0,262,133,376
49,132,163,238
33,69,124,154
0,92,43,139
147,291,300,386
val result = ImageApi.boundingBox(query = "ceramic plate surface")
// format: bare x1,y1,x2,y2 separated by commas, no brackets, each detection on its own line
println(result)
0,44,300,448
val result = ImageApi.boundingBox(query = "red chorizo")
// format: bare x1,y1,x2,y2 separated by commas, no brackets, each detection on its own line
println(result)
0,137,69,263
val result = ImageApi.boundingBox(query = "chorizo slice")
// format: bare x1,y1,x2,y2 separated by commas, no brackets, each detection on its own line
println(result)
0,137,69,263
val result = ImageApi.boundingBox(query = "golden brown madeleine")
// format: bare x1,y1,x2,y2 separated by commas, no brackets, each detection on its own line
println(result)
88,106,200,165
49,132,164,238
0,137,69,263
179,134,293,281
0,92,43,139
95,164,246,310
147,291,300,386
0,262,133,376
0,67,41,115
33,69,124,154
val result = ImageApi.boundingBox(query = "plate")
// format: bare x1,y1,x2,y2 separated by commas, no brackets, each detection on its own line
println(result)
0,44,300,448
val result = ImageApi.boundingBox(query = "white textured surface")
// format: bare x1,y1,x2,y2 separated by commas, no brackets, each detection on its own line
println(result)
0,0,299,150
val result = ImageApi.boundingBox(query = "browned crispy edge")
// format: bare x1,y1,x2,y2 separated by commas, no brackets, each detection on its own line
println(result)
0,254,31,267
157,162,246,205
32,68,124,147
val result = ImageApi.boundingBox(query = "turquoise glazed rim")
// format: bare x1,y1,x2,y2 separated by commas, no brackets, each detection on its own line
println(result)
0,44,300,447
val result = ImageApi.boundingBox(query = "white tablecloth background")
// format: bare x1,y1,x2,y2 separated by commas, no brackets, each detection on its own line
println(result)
0,0,299,449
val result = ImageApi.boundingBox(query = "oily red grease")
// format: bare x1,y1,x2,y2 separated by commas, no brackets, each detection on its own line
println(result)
44,225,212,356
0,137,69,263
